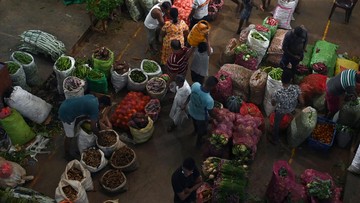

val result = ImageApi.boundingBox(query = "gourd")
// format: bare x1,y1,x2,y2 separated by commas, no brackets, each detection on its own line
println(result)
226,96,242,113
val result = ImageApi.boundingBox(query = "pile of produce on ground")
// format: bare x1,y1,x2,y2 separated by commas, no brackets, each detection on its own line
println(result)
173,0,193,24
144,99,161,122
127,113,149,130
146,77,166,98
234,43,258,70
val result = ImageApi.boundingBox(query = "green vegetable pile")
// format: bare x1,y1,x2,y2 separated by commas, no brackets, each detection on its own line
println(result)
232,144,251,162
72,64,91,79
268,68,283,80
234,44,257,57
209,134,228,148
6,61,20,74
55,57,72,71
143,61,159,73
278,167,288,177
251,32,266,42
307,179,332,200
88,69,104,80
130,70,146,83
13,52,32,64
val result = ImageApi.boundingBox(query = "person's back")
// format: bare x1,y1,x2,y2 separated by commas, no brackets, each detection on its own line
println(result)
190,41,212,84
58,94,99,123
144,3,162,29
283,26,307,58
188,82,214,120
327,69,357,96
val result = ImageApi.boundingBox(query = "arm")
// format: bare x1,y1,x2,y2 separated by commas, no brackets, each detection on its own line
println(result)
282,32,301,59
153,9,165,27
159,29,166,43
206,34,212,56
99,107,112,130
188,8,196,21
90,119,100,135
185,47,196,59
252,1,264,11
186,176,203,193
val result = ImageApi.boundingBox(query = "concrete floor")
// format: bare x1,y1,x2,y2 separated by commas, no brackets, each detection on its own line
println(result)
1,0,360,202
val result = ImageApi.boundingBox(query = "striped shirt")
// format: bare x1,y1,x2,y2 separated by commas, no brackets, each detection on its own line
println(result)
327,69,357,96
167,47,191,77
340,69,356,89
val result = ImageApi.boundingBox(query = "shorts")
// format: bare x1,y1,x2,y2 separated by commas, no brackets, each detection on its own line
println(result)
240,8,252,20
146,27,157,46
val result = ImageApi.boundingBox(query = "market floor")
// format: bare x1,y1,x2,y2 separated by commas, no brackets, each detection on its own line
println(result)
1,0,359,202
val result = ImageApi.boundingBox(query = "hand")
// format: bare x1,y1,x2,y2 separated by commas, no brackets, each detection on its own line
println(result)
259,5,264,11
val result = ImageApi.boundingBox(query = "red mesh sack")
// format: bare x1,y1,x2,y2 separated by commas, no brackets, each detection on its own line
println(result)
300,74,327,104
269,112,293,130
202,141,230,159
212,108,236,123
240,102,264,124
211,70,233,104
232,132,257,159
235,53,258,71
212,121,233,139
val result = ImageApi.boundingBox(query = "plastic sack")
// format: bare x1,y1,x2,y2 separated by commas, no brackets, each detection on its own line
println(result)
299,44,314,69
300,169,337,201
96,130,126,157
129,117,154,144
211,70,233,104
247,29,270,65
348,143,360,174
263,75,282,116
310,40,338,77
55,179,89,203
299,74,327,105
338,98,360,129
145,99,161,122
86,69,108,94
63,76,85,99
0,157,34,189
54,56,76,94
196,183,212,203
10,51,41,86
273,0,298,29
0,109,35,145
220,38,239,65
312,93,326,113
188,20,211,47
239,24,255,43
61,160,93,191
76,120,96,155
267,29,287,54
92,49,114,79
220,64,253,101
127,69,149,92
80,148,108,173
139,0,158,14
335,58,359,76
125,0,144,22
6,61,30,91
249,69,267,105
269,112,293,130
336,125,353,148
234,52,258,71
239,102,264,127
111,66,129,93
212,108,236,123
255,25,271,40
262,16,279,38
140,59,162,79
4,86,52,124
287,107,317,148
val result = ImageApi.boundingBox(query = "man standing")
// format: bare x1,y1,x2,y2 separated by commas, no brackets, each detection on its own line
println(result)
58,94,111,160
188,0,210,29
144,2,171,52
326,69,360,118
188,76,219,147
171,157,203,203
280,25,308,73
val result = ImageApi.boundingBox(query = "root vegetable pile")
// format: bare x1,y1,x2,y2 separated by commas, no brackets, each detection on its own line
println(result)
146,77,166,93
94,47,110,60
62,185,78,201
67,167,84,181
113,61,129,75
64,77,83,91
128,113,149,129
102,169,125,188
145,99,161,114
82,148,101,168
312,123,334,144
111,147,135,167
97,131,117,147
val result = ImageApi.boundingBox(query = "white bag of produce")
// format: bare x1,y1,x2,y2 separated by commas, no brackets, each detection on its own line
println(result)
4,86,52,124
96,130,126,157
54,55,76,94
273,0,298,29
338,98,360,129
348,143,360,174
287,107,317,148
263,75,282,116
127,69,149,91
140,59,162,79
76,120,96,154
10,51,41,86
125,0,144,22
249,69,267,106
5,61,30,91
55,179,89,203
110,64,129,93
63,76,85,99
0,157,34,189
80,148,108,173
247,29,270,65
60,160,93,191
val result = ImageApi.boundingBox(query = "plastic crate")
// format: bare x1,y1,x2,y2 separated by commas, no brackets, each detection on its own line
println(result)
307,117,336,151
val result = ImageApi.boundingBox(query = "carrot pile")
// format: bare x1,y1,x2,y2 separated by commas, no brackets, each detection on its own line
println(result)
312,123,334,145
173,0,193,25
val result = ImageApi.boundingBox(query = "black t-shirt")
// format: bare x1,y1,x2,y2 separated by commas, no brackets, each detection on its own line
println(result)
171,167,200,203
282,30,308,57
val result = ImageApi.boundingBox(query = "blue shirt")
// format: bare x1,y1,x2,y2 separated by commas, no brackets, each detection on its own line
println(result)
58,94,99,123
188,82,214,120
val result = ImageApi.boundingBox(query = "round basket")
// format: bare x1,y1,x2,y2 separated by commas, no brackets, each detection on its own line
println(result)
146,77,167,100
110,146,138,172
100,169,127,193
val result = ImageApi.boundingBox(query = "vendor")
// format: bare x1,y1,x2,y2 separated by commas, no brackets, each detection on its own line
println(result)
166,40,195,81
171,157,203,203
326,69,360,118
58,94,111,160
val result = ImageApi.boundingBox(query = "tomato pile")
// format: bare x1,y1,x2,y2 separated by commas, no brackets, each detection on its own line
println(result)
111,92,151,129
312,123,334,145
266,16,278,26
173,0,193,25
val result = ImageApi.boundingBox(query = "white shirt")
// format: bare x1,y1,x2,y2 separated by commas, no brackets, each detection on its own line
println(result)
144,4,162,29
192,0,209,19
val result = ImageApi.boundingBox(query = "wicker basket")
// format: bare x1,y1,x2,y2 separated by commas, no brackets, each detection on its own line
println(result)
146,77,167,100
110,146,139,172
100,169,127,193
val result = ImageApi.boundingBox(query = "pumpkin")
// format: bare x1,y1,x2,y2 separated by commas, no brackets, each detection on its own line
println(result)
226,96,243,113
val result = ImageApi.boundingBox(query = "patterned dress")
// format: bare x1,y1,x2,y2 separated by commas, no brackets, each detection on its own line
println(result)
161,20,189,64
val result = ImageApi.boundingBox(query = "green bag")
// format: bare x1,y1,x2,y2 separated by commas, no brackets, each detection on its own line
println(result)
262,16,278,38
0,109,35,145
310,40,338,77
87,69,108,94
92,50,114,78
300,44,314,68
63,0,85,5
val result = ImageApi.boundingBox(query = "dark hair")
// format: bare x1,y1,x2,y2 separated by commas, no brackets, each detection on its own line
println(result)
205,76,219,88
182,157,196,170
294,26,307,38
161,2,171,10
170,8,178,24
98,96,111,107
171,39,181,50
175,74,185,84
198,42,208,53
281,69,294,84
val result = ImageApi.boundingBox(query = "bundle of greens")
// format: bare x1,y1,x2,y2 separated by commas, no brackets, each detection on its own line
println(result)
307,179,332,200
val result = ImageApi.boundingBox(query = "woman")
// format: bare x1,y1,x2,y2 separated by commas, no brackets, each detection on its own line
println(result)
160,8,189,65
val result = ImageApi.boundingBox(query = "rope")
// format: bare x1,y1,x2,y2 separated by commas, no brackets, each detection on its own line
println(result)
322,20,331,41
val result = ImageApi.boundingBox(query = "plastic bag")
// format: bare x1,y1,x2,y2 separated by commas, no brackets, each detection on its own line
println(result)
335,58,359,76
300,74,327,105
54,56,76,94
249,70,267,105
86,69,108,94
234,52,258,71
125,0,144,22
80,148,108,173
0,109,35,145
10,51,41,86
111,66,129,93
129,117,154,144
6,61,30,91
188,20,211,47
262,16,279,38
211,70,233,104
4,86,52,124
127,69,149,92
349,143,360,174
96,130,126,157
310,40,338,77
61,160,93,191
269,112,293,130
239,24,255,43
92,49,114,79
63,76,85,99
212,108,236,123
139,0,158,14
220,38,239,65
76,120,96,154
287,107,317,148
247,29,270,65
140,59,162,79
299,44,314,69
273,0,298,29
263,75,282,116
255,25,271,40
0,157,34,189
55,179,88,203
338,98,360,129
